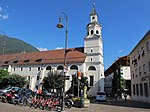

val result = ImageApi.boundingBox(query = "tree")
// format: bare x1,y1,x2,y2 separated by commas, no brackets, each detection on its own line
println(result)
66,74,78,95
67,72,88,97
80,76,88,89
10,74,27,87
0,69,9,79
0,69,9,89
0,68,27,89
42,70,64,93
0,74,27,88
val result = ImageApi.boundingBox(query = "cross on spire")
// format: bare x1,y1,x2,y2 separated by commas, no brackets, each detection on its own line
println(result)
90,0,97,15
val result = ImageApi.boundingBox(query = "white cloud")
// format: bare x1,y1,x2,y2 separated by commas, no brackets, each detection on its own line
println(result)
37,47,64,51
118,49,124,53
0,6,9,20
2,14,9,20
55,47,63,50
0,7,2,12
37,47,48,51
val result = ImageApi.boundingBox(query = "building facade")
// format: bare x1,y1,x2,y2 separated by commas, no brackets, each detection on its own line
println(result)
104,56,131,97
129,30,150,103
0,5,104,97
84,5,104,95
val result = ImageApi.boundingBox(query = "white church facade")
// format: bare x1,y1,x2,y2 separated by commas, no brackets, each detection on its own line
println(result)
0,6,104,97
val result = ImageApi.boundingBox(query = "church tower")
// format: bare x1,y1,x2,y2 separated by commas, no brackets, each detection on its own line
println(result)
84,4,104,96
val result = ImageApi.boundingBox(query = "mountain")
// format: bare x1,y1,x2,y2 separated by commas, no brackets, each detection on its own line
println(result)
0,35,39,55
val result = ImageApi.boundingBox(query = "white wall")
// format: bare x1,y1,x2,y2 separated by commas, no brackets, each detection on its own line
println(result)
121,66,131,80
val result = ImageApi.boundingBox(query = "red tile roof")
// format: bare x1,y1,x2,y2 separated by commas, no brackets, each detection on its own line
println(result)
0,47,86,66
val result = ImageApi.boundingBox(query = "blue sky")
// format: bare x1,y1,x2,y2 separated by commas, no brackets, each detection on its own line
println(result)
0,0,150,69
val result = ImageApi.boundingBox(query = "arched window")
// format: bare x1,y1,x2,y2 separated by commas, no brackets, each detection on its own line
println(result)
96,30,99,34
92,16,95,20
24,60,30,63
91,30,94,35
13,60,18,64
35,59,42,62
46,66,52,70
91,49,93,53
88,66,96,71
4,61,9,64
87,31,89,35
57,65,64,70
91,58,93,61
70,65,78,70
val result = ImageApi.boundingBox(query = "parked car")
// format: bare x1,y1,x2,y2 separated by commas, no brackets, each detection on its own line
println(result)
96,92,107,101
0,90,3,96
0,87,20,93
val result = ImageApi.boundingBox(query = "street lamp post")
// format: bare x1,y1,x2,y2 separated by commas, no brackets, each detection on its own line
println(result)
56,12,68,111
0,31,7,55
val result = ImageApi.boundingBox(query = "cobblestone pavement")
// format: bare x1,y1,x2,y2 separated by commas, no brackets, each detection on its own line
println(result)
0,99,150,112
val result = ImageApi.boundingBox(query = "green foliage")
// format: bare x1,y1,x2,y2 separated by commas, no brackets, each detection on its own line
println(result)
43,70,64,92
80,76,88,89
72,97,89,101
0,35,39,54
10,74,27,87
0,69,9,79
72,97,81,101
0,70,27,88
67,73,88,96
120,78,125,90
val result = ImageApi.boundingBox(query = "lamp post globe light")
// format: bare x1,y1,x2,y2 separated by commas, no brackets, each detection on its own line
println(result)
56,12,68,111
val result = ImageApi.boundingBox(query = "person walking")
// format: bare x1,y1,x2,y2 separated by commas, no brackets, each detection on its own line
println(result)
115,93,118,101
124,93,127,102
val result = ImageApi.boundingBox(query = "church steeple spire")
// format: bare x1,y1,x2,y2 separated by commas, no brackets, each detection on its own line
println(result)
90,3,98,23
90,3,97,16
84,1,104,93
85,2,101,37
